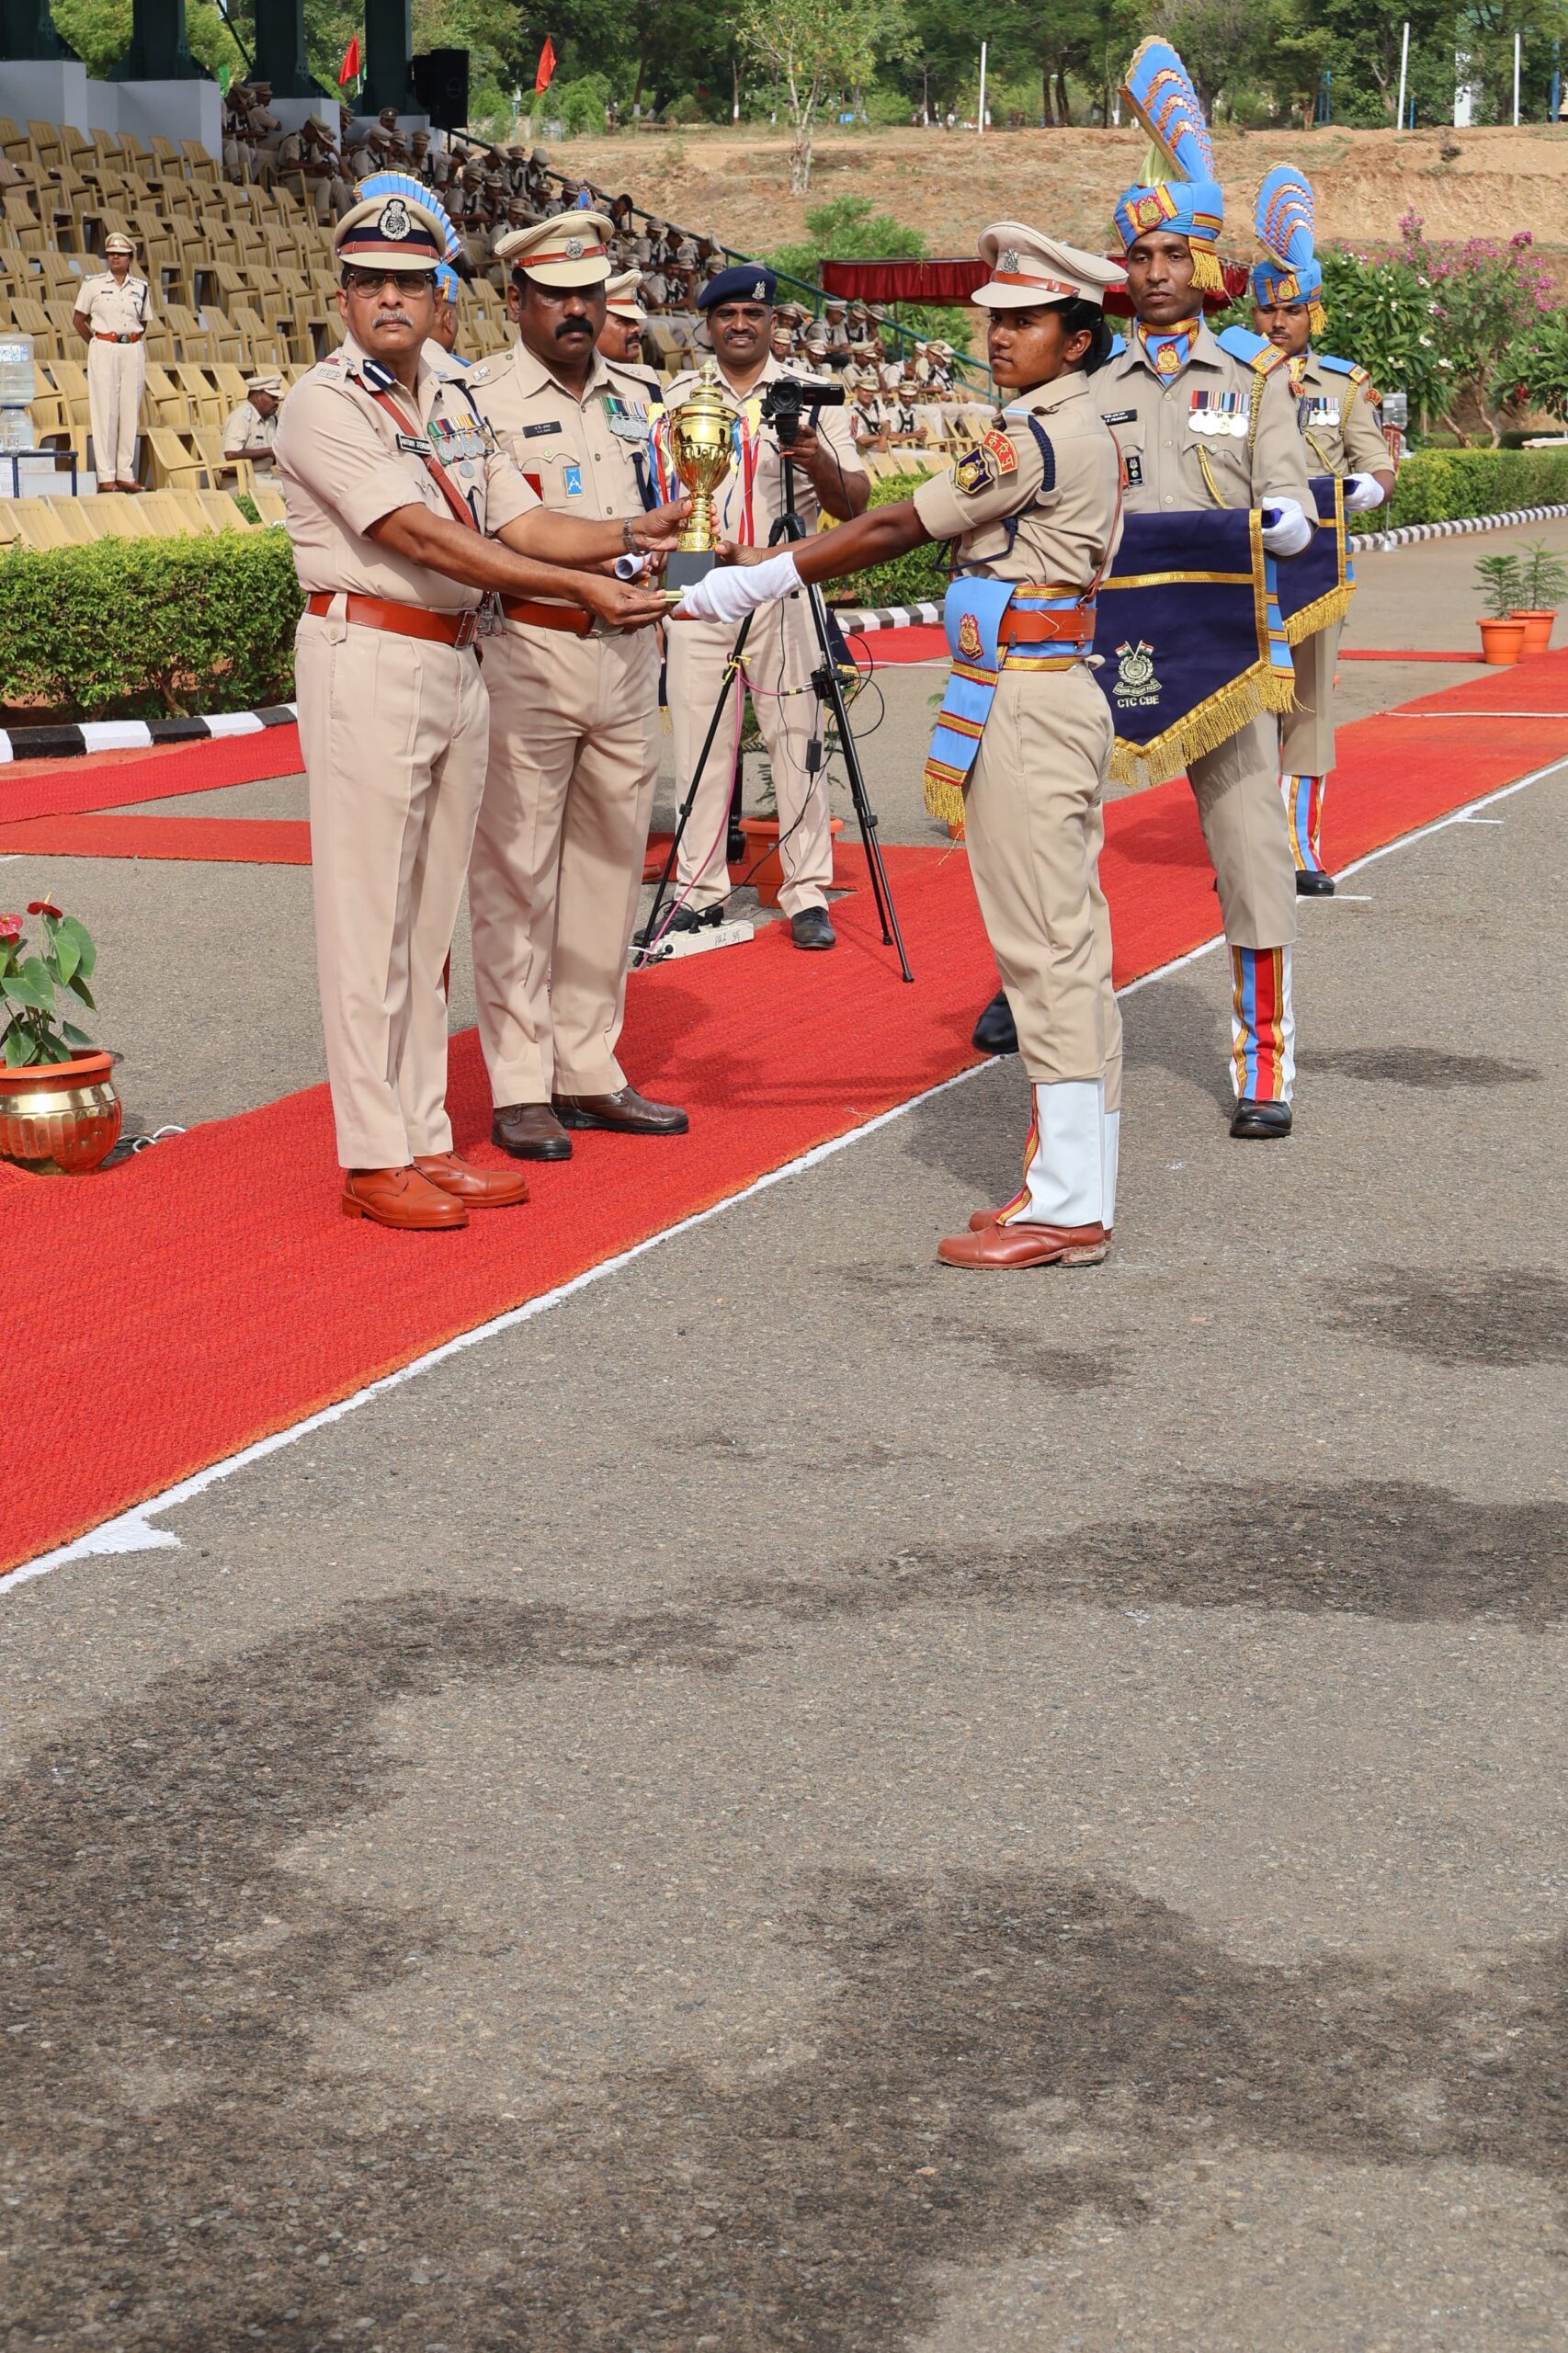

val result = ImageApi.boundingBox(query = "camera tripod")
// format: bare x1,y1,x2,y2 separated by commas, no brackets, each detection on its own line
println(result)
637,449,913,983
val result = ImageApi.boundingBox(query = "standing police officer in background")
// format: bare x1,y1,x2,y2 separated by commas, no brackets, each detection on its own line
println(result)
276,193,679,1231
1252,165,1395,895
597,267,661,392
73,233,151,492
662,266,869,951
463,213,686,1165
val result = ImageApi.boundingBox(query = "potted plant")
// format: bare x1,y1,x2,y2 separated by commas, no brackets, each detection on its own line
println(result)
0,894,121,1175
1508,539,1568,654
1473,553,1527,665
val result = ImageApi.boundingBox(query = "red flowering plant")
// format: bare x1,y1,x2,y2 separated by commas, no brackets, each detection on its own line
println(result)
0,892,100,1068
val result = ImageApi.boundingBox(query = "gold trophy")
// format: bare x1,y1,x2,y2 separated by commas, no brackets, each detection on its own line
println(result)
664,359,734,593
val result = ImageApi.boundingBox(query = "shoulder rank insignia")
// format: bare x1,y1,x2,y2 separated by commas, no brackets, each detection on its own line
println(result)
981,426,1018,475
953,444,997,495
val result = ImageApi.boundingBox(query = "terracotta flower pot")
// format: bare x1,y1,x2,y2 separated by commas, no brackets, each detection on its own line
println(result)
1478,618,1527,667
1507,608,1556,655
735,813,846,909
0,1050,121,1174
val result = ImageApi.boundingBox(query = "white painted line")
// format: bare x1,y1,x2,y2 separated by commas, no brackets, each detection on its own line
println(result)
10,746,1568,1594
1453,815,1505,824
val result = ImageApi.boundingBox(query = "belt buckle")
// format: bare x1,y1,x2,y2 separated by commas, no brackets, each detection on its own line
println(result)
454,608,480,650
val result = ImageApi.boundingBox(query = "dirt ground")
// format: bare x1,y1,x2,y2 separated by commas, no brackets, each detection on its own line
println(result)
556,121,1568,266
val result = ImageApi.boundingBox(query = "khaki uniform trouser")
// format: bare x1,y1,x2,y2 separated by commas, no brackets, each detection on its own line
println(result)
1187,711,1299,950
87,337,144,485
470,623,660,1106
296,611,489,1170
1280,617,1342,780
963,665,1121,1109
666,594,833,917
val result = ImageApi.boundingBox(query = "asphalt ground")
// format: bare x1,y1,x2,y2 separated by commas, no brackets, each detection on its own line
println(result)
3,526,1567,2348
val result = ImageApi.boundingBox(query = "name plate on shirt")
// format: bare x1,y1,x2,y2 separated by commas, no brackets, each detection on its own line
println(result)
1100,407,1139,426
520,419,562,438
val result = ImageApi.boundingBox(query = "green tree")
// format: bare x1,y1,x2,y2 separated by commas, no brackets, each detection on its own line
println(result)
740,0,910,190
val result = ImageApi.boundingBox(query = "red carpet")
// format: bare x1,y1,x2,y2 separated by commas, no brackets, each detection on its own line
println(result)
4,650,1566,1577
0,727,303,822
0,813,676,878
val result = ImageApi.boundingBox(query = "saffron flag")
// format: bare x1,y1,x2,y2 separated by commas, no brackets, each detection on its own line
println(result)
534,36,557,93
337,34,360,85
1091,507,1295,790
1274,473,1354,647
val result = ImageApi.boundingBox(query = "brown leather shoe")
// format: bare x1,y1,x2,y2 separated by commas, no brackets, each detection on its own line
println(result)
342,1165,467,1230
937,1220,1108,1269
552,1086,689,1136
968,1207,1113,1252
414,1151,530,1207
493,1102,574,1161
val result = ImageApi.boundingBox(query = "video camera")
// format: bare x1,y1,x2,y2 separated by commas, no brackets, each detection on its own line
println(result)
759,373,846,447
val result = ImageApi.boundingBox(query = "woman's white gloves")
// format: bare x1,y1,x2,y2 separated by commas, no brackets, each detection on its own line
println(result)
673,549,803,623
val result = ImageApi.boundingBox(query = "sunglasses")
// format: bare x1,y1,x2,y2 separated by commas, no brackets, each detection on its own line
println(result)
341,267,437,295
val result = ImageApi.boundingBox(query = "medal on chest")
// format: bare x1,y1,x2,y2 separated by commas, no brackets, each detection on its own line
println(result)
1300,396,1341,427
603,392,651,442
1188,389,1247,438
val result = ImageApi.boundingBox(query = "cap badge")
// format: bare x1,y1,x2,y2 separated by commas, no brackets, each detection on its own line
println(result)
381,197,412,240
752,278,765,298
999,247,1020,273
564,234,585,259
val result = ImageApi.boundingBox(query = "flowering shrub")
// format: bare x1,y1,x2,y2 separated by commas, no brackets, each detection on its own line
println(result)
1492,307,1568,427
0,895,98,1068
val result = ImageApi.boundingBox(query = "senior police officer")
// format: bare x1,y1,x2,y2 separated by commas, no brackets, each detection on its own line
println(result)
462,212,685,1165
1252,165,1395,894
662,264,868,950
597,267,661,393
276,192,679,1230
1088,39,1314,1140
72,234,151,491
676,226,1127,1268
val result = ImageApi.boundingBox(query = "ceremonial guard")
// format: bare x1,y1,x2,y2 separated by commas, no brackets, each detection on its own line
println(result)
275,192,675,1229
1093,40,1314,1138
1252,167,1395,892
463,212,687,1165
662,265,868,949
72,234,151,492
676,225,1127,1269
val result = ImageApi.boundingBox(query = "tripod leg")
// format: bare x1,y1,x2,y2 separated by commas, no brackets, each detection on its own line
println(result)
639,609,756,953
806,583,914,983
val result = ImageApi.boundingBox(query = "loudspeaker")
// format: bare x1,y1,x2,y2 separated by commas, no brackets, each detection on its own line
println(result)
412,48,469,131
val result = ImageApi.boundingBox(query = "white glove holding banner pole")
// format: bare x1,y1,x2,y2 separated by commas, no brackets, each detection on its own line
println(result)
1259,498,1312,558
1343,472,1387,514
673,549,802,624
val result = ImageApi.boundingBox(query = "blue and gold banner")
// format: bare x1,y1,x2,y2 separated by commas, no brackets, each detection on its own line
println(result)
1276,473,1354,648
1092,508,1295,790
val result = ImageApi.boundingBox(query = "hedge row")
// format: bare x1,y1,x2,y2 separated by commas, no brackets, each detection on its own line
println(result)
1353,447,1568,533
0,534,302,723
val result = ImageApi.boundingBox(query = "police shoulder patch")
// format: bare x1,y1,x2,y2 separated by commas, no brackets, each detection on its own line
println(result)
981,426,1018,475
1251,343,1289,376
953,444,996,496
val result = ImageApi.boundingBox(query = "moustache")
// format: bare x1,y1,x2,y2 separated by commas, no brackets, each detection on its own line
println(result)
554,318,592,337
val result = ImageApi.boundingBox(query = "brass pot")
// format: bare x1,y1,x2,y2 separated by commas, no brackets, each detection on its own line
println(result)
0,1050,122,1175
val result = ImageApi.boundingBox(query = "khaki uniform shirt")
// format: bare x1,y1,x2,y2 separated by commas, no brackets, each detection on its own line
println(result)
662,352,866,545
1291,349,1391,479
222,398,279,460
464,340,654,619
276,335,538,612
75,272,153,335
912,370,1123,591
1096,321,1312,515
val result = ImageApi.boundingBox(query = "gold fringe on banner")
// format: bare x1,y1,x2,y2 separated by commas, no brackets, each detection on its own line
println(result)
1108,661,1296,794
1281,579,1354,645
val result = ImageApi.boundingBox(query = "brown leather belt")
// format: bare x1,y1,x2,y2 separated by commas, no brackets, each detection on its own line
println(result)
95,331,144,345
998,602,1096,645
497,597,593,638
305,591,481,649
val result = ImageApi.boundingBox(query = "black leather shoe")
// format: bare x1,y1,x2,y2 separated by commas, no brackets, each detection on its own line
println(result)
492,1102,573,1161
1231,1097,1293,1140
1295,870,1335,896
971,988,1018,1055
789,907,836,950
553,1086,689,1136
